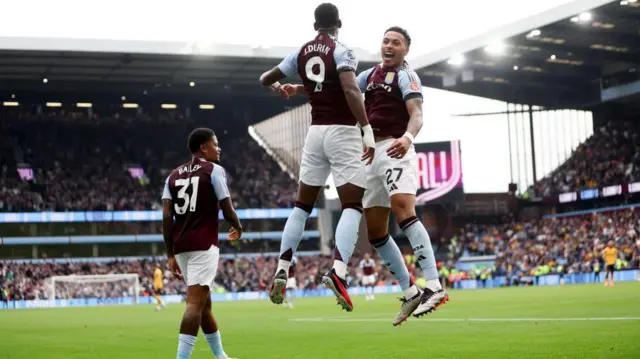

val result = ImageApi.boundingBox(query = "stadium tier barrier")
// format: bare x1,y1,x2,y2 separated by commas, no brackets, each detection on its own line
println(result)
0,231,320,245
5,270,638,310
0,208,318,223
4,251,322,264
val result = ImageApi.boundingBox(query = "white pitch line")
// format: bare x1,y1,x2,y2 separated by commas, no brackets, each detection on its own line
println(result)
290,317,640,323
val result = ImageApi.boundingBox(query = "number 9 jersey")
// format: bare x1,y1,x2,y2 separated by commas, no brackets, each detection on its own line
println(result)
161,158,230,255
277,33,358,126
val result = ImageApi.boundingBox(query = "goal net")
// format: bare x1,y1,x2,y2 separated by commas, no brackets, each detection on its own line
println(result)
45,274,140,305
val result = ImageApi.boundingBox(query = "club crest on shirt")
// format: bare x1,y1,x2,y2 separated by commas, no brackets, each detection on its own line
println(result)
385,72,395,84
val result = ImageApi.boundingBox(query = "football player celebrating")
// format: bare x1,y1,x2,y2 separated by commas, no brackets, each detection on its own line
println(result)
260,3,375,312
356,27,449,325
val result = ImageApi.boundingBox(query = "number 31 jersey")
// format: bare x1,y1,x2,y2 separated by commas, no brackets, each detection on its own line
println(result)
161,158,230,254
277,33,359,126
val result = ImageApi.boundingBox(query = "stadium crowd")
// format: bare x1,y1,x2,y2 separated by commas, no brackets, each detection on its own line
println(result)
0,111,297,212
530,120,640,197
447,208,640,281
4,206,638,301
0,254,397,301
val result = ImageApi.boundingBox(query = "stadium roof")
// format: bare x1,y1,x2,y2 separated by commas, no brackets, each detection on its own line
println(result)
414,0,640,108
0,37,379,100
0,0,634,107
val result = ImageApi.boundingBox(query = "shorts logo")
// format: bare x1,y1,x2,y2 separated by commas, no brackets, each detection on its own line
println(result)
410,81,420,91
385,72,395,84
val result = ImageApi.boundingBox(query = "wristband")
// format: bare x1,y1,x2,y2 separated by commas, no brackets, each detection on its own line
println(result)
402,132,415,143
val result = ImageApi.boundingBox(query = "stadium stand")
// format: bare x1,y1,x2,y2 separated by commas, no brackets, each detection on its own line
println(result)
529,120,640,197
445,207,640,279
0,253,397,301
0,110,297,212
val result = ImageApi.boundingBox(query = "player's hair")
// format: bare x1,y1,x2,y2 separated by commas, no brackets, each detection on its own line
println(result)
187,127,215,154
314,3,341,30
385,26,411,49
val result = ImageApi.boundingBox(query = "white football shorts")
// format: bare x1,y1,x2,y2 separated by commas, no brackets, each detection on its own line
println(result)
362,274,377,286
286,277,297,289
363,139,418,209
175,245,220,288
299,125,367,189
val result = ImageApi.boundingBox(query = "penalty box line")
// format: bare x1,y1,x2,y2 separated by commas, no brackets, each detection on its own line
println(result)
290,317,640,323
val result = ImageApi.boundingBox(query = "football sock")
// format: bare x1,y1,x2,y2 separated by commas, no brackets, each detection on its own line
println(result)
154,294,162,306
370,234,416,298
400,216,442,292
277,204,311,274
204,331,226,358
176,334,197,359
333,206,363,279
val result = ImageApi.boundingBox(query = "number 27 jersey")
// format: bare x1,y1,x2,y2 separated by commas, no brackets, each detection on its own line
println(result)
161,158,230,254
278,33,359,126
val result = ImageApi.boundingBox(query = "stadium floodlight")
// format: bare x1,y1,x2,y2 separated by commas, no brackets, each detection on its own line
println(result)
484,41,506,55
199,104,215,110
161,103,177,109
3,101,19,107
526,29,541,39
550,54,557,60
121,96,126,101
579,12,592,22
45,274,140,306
122,103,139,109
76,102,92,108
447,55,466,66
513,65,519,70
46,102,62,108
42,78,48,83
189,81,196,87
620,0,628,5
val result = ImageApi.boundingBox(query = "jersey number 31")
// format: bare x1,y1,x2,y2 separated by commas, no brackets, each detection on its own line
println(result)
175,177,200,214
305,56,325,92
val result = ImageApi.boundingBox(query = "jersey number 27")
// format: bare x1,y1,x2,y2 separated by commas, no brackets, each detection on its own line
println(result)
305,56,325,92
175,177,200,215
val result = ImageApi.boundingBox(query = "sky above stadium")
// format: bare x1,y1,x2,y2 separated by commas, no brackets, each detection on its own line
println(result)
5,0,574,58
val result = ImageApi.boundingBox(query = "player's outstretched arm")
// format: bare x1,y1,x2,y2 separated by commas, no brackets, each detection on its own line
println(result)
220,198,243,240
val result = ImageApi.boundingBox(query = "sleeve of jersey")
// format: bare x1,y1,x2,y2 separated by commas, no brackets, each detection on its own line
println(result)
161,176,172,201
277,49,300,77
334,44,358,73
398,69,423,101
356,68,373,92
210,165,231,201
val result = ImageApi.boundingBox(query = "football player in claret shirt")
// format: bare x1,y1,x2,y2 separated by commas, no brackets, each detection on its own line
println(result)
356,27,449,326
162,128,241,359
359,253,377,301
284,256,298,308
259,2,375,313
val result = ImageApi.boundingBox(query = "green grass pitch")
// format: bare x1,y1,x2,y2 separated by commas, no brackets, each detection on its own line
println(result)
2,282,639,359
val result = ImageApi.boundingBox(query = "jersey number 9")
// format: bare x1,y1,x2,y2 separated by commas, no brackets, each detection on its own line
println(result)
305,56,325,92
